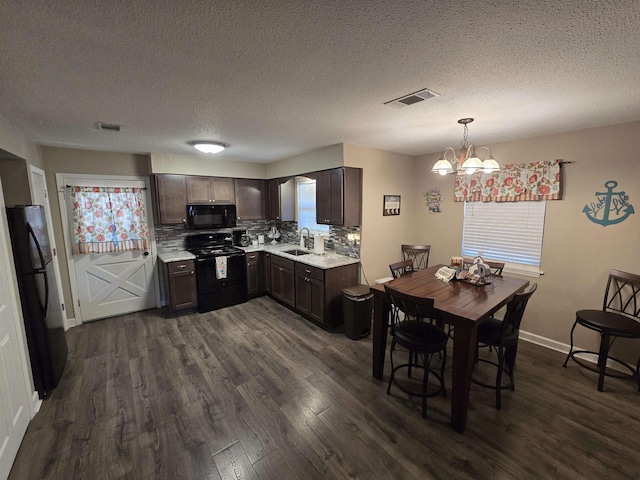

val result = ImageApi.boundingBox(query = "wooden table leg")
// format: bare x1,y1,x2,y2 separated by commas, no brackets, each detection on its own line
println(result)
450,323,477,433
372,293,388,379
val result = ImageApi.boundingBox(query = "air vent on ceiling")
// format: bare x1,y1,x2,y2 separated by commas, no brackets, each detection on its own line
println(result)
97,122,122,132
384,88,440,109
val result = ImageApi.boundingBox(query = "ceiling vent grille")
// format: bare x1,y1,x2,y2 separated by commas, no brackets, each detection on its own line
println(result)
97,122,122,132
384,88,440,109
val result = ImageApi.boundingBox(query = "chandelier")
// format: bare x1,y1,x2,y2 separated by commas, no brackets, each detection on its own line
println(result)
431,118,500,175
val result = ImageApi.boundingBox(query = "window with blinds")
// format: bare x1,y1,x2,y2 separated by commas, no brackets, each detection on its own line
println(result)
296,179,330,234
462,200,546,277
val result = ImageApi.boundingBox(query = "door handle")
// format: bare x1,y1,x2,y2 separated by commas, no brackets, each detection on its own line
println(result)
143,251,150,256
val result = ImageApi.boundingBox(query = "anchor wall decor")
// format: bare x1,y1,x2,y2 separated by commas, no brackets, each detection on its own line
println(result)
583,180,634,226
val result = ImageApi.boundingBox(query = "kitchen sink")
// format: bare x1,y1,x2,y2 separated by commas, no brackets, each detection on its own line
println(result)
283,249,311,256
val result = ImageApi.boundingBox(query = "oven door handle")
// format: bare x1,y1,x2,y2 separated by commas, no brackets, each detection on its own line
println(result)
196,253,245,262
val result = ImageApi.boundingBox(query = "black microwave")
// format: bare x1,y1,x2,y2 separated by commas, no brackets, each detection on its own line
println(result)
185,204,237,230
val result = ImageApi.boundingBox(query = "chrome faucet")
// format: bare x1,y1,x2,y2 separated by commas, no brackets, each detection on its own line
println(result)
299,227,310,249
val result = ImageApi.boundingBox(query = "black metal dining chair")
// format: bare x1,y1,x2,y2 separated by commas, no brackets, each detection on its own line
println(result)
401,245,430,271
384,284,448,418
389,259,414,279
563,269,640,392
472,283,537,409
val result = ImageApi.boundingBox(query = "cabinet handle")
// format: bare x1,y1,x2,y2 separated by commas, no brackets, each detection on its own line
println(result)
305,269,311,273
190,271,194,274
249,255,256,259
177,264,186,269
279,267,283,271
305,277,310,282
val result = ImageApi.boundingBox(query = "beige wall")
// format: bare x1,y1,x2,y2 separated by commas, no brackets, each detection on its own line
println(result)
0,158,32,206
0,113,43,170
414,121,640,363
266,144,344,179
42,146,153,319
151,152,266,178
344,144,417,283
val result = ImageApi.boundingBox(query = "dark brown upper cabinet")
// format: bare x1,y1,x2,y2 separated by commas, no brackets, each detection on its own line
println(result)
235,178,266,221
187,176,235,204
316,167,362,226
266,178,295,221
155,174,187,225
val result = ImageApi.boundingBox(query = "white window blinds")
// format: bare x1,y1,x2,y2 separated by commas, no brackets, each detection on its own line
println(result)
462,200,546,277
296,179,330,233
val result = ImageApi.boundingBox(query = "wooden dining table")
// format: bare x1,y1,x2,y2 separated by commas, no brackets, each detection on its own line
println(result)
370,264,529,433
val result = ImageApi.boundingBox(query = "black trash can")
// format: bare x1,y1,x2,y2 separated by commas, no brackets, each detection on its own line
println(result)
342,284,374,340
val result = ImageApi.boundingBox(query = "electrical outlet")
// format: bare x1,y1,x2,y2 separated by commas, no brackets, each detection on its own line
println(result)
347,233,360,244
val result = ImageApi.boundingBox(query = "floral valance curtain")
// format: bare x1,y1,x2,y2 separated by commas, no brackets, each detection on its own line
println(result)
454,159,562,202
71,186,150,254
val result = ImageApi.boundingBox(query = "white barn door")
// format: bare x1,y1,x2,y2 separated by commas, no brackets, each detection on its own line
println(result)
0,181,32,480
57,174,159,323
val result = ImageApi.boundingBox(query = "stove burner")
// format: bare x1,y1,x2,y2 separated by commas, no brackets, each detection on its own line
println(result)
184,232,245,258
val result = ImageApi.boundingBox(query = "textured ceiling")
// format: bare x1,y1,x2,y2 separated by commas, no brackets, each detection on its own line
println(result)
0,0,639,163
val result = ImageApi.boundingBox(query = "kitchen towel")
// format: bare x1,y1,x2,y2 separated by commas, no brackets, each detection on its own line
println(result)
215,256,228,279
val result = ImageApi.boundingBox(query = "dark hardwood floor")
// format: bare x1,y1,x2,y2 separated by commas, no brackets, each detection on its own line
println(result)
9,296,640,479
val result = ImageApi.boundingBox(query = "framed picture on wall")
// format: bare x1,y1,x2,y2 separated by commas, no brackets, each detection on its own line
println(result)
383,195,401,216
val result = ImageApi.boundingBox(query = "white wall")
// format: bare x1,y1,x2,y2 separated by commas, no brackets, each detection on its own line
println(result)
151,152,267,178
344,144,416,283
266,144,343,179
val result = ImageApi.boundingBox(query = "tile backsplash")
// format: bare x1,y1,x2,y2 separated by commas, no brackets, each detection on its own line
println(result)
155,220,361,258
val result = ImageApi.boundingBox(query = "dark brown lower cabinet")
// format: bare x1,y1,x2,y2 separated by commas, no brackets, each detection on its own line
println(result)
268,258,358,331
246,252,264,298
263,252,272,294
295,263,325,325
165,260,197,316
270,256,295,307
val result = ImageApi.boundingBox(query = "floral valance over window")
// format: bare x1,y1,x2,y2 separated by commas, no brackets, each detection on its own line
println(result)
71,186,150,254
454,159,562,202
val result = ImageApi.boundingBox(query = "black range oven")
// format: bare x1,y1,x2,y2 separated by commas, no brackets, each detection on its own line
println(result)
185,233,247,312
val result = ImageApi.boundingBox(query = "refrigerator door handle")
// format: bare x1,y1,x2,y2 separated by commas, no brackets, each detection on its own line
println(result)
27,223,49,316
27,223,46,271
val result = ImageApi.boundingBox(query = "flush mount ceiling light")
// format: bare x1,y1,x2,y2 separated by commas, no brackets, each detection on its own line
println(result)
191,141,226,154
431,118,500,176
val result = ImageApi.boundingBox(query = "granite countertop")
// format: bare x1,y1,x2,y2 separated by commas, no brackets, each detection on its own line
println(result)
157,250,196,263
158,243,359,269
242,243,360,269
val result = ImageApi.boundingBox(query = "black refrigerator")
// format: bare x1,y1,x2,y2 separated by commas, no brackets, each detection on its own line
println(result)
7,205,68,398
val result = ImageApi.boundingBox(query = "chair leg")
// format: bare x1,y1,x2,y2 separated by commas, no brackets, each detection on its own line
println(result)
505,344,517,373
597,332,611,392
387,339,396,395
440,347,447,398
422,353,430,418
563,320,578,367
408,351,413,378
496,347,504,410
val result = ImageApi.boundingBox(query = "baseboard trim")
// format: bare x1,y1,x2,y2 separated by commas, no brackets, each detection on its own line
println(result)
519,329,632,374
65,316,79,329
31,391,42,416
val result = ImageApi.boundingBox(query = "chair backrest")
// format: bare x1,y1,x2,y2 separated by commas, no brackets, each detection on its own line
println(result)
500,283,537,339
603,269,640,319
401,245,430,270
384,284,435,329
462,256,505,276
389,259,414,279
486,261,505,276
